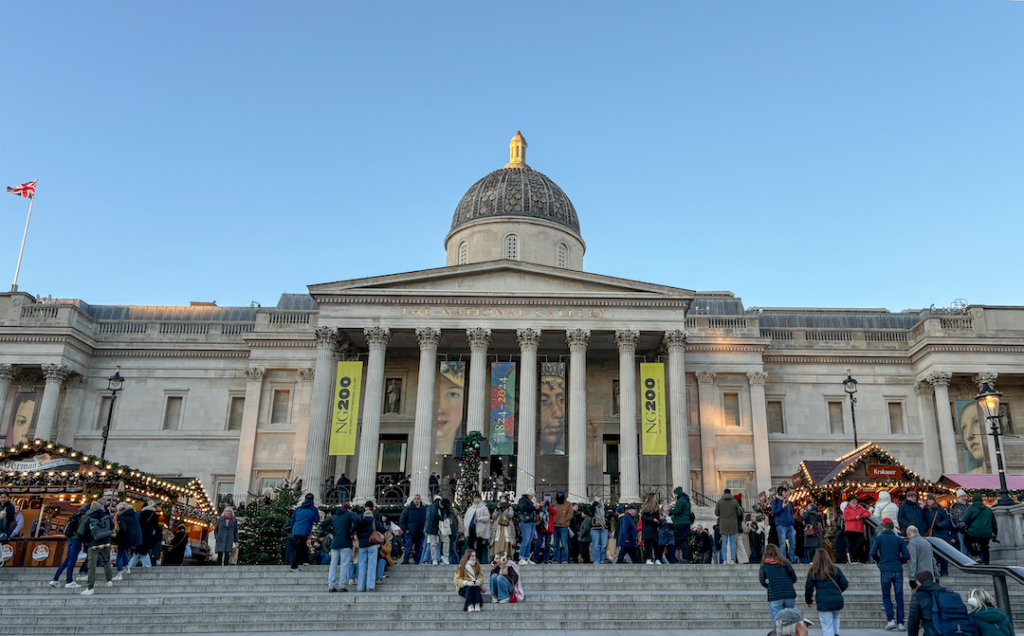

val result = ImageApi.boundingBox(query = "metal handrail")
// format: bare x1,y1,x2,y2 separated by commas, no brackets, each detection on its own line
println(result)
864,515,1023,622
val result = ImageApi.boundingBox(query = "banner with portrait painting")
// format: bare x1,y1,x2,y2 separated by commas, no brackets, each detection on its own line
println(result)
436,361,466,456
956,399,988,474
5,391,39,447
539,362,566,456
640,363,667,455
329,361,363,456
489,362,516,455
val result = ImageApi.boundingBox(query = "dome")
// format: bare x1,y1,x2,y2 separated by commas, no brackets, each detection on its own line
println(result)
450,132,581,236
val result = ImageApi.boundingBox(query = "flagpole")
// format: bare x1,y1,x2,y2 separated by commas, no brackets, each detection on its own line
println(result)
11,192,34,293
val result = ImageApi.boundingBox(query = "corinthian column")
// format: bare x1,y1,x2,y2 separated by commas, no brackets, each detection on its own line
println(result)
928,372,958,473
0,366,13,439
915,381,942,481
234,367,265,501
615,330,640,504
516,329,541,496
466,328,492,434
696,371,718,494
410,328,441,499
35,364,70,442
664,331,689,494
566,329,590,503
301,327,339,502
355,327,390,503
747,371,771,495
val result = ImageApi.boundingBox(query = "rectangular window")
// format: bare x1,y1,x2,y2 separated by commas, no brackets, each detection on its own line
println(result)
227,396,245,431
1000,403,1013,435
271,390,290,424
724,393,740,427
96,396,112,430
767,400,785,434
260,478,283,495
377,441,407,473
163,396,183,431
828,401,844,434
888,402,904,435
217,483,235,508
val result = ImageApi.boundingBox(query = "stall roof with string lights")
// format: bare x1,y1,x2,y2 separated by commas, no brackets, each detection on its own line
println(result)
0,439,215,525
790,442,951,506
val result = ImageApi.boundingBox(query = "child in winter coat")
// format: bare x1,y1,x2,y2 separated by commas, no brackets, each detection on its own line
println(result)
758,543,797,629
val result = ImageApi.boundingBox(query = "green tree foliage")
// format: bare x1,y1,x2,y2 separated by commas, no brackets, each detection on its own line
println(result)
238,483,300,565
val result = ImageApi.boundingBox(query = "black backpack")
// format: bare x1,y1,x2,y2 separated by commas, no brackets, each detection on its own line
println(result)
63,512,83,538
88,513,113,543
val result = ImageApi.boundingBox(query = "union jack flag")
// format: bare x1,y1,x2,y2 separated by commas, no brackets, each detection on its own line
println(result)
7,180,37,199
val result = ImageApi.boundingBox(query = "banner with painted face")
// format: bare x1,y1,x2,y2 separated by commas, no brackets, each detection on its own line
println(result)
640,363,667,455
436,361,466,456
329,361,363,456
490,362,516,455
6,391,39,447
956,399,988,474
539,362,566,456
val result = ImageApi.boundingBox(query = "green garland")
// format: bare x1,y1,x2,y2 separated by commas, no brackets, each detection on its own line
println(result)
456,432,484,514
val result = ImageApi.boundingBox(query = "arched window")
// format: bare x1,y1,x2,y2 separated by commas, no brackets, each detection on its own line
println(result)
504,234,519,261
458,242,468,265
557,243,568,268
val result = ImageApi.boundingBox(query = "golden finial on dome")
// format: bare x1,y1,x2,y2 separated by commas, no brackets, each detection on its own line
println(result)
504,131,529,170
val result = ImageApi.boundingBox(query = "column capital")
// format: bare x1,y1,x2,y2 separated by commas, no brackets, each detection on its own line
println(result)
42,364,70,383
245,366,266,382
928,371,952,389
566,328,590,349
314,326,338,349
364,326,391,349
914,381,934,396
66,374,87,389
973,372,998,390
516,328,542,349
298,368,315,382
416,327,443,349
614,329,640,349
0,364,13,382
695,370,717,385
746,371,768,386
663,330,687,348
466,327,492,350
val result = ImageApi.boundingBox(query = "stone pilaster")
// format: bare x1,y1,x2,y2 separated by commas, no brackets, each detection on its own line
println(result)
233,366,265,501
566,329,590,502
747,371,771,494
35,364,70,442
0,365,13,443
301,327,340,502
55,374,86,448
615,330,640,503
664,331,689,494
696,371,718,494
410,328,441,499
516,329,541,496
355,327,390,503
466,328,492,434
915,381,942,481
928,372,959,473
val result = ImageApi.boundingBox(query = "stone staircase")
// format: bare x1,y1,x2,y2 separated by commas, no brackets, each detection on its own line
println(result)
1,562,1023,634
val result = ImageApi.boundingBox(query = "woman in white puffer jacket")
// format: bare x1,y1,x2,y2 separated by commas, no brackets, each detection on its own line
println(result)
873,491,900,533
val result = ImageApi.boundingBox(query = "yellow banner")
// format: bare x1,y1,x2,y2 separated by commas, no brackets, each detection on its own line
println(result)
640,363,667,455
329,361,363,456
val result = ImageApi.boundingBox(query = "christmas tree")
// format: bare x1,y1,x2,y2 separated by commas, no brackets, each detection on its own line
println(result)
455,431,484,514
237,483,300,565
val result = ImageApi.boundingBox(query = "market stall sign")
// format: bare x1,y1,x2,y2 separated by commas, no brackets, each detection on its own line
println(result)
868,464,902,479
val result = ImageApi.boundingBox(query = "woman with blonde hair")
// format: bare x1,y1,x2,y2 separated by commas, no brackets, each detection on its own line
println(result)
639,493,661,564
454,549,484,612
214,506,238,566
805,548,848,636
967,589,1015,636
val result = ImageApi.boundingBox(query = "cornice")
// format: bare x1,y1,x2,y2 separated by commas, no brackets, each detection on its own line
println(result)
93,350,250,359
244,339,317,349
313,295,690,309
685,344,770,354
763,355,912,365
0,334,95,356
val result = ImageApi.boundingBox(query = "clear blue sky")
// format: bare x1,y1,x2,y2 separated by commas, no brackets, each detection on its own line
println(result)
2,2,1022,311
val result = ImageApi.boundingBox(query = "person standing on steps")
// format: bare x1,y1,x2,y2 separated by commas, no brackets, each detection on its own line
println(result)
670,487,692,563
517,489,537,565
49,504,87,589
963,493,998,565
898,491,925,538
801,504,823,565
165,524,189,566
659,504,676,564
533,496,555,564
869,518,909,631
906,526,937,586
76,501,115,596
490,495,515,558
321,504,360,592
214,506,238,567
640,493,662,565
578,508,592,563
589,496,608,565
842,495,870,564
759,543,798,628
804,548,848,636
551,491,573,564
465,493,492,564
875,491,901,534
286,493,321,573
355,500,385,592
771,486,797,563
454,549,484,612
423,494,442,565
399,494,427,565
949,489,970,556
129,501,159,569
716,489,743,564
113,502,141,579
615,504,639,564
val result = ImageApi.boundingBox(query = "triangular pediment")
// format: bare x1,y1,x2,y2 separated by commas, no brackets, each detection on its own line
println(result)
309,261,693,301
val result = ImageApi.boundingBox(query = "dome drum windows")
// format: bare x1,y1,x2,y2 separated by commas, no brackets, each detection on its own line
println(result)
503,234,519,261
458,242,468,265
557,243,568,268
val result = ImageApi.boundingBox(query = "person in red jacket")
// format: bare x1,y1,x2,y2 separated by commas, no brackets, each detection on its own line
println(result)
531,496,557,564
842,495,870,563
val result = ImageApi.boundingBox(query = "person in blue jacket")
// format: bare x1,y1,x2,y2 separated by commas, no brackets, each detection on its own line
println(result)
898,491,925,537
423,494,442,565
615,505,639,564
287,493,321,572
321,504,360,592
869,518,910,631
399,494,427,564
770,486,797,563
921,494,952,576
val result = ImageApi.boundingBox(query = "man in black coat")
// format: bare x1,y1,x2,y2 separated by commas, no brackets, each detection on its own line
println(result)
0,491,16,539
75,502,115,594
321,505,360,592
898,491,925,537
399,494,427,564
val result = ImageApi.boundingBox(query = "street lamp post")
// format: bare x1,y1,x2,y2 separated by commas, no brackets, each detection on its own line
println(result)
975,381,1014,507
100,366,124,462
843,370,859,448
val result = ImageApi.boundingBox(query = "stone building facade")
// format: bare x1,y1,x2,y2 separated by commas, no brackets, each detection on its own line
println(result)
1,133,1022,506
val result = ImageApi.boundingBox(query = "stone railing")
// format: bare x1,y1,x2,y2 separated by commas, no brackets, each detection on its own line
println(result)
758,327,913,350
684,316,760,337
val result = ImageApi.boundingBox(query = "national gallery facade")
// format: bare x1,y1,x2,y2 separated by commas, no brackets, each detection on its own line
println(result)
2,132,1023,506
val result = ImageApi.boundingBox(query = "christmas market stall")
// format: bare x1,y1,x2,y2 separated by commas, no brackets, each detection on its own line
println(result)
940,473,1024,503
0,439,216,567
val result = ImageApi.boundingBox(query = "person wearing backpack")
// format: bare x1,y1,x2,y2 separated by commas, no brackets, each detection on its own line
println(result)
517,490,537,564
963,494,998,565
966,588,1014,636
75,501,115,595
759,543,798,628
805,548,849,636
670,487,693,563
906,570,972,636
49,504,88,589
589,496,608,565
532,497,555,564
870,518,910,631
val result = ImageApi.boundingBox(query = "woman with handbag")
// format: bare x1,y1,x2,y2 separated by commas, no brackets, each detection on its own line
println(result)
804,548,849,636
801,504,824,564
355,501,386,592
165,524,189,566
490,496,515,557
